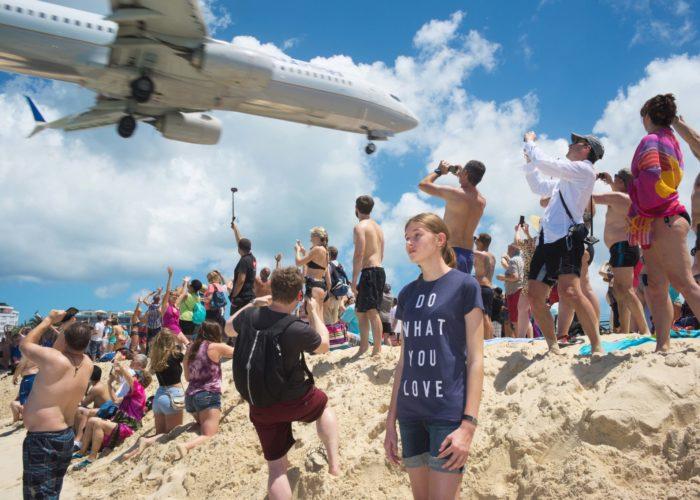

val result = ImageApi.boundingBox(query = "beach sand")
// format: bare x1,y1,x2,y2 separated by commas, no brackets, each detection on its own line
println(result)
0,334,698,499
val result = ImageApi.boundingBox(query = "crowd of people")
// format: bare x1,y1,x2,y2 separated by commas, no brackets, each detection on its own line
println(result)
7,93,700,500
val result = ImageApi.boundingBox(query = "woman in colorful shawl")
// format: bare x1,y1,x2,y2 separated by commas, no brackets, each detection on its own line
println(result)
628,94,700,351
73,360,151,469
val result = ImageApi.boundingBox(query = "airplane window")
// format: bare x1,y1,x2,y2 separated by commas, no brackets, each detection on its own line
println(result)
39,12,46,18
297,69,302,74
86,22,92,28
51,15,58,21
16,7,22,13
306,71,310,76
313,72,317,78
75,20,80,26
28,9,34,15
4,5,10,11
64,18,69,23
108,27,114,33
97,25,103,31
280,66,285,71
390,94,401,102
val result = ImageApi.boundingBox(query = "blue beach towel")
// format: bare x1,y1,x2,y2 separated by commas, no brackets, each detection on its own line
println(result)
670,329,700,338
579,337,655,355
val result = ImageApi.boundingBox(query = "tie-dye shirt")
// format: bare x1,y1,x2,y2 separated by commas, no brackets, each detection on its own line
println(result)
628,127,685,248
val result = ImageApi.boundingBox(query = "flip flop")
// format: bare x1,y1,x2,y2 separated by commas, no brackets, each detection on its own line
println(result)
71,452,84,460
72,458,93,471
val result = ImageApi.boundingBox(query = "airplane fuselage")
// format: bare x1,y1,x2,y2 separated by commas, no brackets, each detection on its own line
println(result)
0,0,418,140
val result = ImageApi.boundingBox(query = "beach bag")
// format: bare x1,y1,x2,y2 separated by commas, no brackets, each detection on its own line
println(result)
192,301,206,325
232,309,313,407
168,386,186,410
329,262,350,298
210,285,227,309
558,191,588,245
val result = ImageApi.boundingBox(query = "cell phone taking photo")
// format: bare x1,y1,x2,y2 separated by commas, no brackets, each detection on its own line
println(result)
519,215,525,227
60,307,79,324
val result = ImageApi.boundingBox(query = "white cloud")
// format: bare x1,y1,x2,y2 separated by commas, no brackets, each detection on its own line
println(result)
199,0,233,35
413,11,465,49
95,282,130,299
606,0,697,46
282,37,301,51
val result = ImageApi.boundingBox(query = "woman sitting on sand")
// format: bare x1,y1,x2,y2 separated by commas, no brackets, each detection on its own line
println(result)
123,329,185,460
73,358,151,469
176,320,233,458
295,227,331,318
384,213,484,499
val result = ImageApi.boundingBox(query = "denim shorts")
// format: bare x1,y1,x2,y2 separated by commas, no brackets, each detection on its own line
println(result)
398,420,464,474
185,390,221,413
153,386,185,415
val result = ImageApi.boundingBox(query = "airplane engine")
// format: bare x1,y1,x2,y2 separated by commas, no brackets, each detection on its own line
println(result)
155,112,222,145
201,42,274,89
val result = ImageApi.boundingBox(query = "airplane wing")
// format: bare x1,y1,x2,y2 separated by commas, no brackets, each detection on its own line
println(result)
108,0,209,47
25,96,131,137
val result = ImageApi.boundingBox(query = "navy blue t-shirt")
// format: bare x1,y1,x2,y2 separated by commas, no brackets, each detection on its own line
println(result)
395,269,483,422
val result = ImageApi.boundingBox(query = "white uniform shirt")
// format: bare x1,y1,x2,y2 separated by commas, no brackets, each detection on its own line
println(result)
92,321,105,342
523,141,596,244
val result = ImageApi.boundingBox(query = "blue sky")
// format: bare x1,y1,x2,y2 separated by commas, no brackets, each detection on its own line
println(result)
0,0,699,321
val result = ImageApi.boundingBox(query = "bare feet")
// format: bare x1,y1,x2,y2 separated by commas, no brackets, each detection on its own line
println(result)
328,464,341,476
123,437,149,460
590,343,605,355
371,347,381,356
547,344,563,356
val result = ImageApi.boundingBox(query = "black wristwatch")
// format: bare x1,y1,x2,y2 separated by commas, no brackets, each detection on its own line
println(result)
462,414,478,426
433,167,443,176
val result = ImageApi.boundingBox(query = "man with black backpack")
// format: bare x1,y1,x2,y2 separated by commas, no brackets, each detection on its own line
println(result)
325,246,350,324
522,130,603,354
226,267,340,498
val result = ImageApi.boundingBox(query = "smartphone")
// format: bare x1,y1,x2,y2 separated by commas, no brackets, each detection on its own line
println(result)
448,165,460,174
60,307,79,324
519,215,525,227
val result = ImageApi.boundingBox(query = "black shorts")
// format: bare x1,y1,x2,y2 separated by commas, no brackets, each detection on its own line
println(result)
356,267,386,313
609,241,640,268
528,235,585,286
305,277,327,298
179,319,197,337
230,296,254,316
382,321,392,333
480,286,494,317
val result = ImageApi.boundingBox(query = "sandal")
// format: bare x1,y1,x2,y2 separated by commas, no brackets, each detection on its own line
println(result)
72,458,93,471
71,452,84,460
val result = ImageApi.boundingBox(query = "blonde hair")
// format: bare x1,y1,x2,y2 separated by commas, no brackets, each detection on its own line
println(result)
404,213,456,268
207,270,225,284
149,329,181,373
310,226,329,248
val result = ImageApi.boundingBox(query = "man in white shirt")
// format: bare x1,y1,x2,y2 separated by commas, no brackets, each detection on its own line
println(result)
522,131,603,354
89,317,105,360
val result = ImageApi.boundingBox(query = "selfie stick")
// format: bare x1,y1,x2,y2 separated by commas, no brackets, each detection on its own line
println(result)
231,187,238,223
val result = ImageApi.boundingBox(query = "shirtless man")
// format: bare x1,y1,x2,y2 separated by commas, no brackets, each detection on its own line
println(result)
255,267,273,297
352,195,386,355
20,310,93,499
73,365,112,448
473,233,496,339
593,170,649,334
10,356,39,423
418,160,486,274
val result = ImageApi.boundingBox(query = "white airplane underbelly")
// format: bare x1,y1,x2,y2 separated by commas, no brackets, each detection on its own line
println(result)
0,24,110,83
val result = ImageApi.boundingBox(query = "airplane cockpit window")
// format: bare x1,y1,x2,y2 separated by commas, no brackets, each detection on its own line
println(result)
390,94,401,102
107,27,114,33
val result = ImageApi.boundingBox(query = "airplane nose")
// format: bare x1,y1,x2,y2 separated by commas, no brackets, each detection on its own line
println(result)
401,110,419,131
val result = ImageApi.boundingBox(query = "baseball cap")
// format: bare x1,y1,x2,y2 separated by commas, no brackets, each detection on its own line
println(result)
571,133,604,161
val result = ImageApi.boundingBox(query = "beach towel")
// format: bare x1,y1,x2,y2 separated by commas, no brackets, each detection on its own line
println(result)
670,329,700,338
579,337,655,355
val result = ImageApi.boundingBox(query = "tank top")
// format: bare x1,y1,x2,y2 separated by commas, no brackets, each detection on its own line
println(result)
162,304,181,333
185,341,222,396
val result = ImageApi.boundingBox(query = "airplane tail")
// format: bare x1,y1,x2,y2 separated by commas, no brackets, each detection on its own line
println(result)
24,95,48,137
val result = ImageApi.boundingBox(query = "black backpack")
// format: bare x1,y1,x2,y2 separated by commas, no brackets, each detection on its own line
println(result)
329,262,350,298
232,308,314,407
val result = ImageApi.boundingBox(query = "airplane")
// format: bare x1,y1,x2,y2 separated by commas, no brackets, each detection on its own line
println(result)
0,0,419,153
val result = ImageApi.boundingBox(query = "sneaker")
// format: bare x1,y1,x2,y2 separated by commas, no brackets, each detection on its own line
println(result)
72,458,93,471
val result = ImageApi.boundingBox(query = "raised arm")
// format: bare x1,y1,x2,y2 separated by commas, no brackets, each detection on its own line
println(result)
592,192,631,210
175,278,189,308
160,267,173,316
231,222,242,246
524,139,592,181
274,253,282,270
418,161,457,199
19,310,68,368
673,115,700,161
295,242,317,267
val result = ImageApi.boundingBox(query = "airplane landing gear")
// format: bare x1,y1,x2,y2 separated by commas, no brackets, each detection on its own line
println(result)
117,115,137,138
365,142,377,155
131,76,154,103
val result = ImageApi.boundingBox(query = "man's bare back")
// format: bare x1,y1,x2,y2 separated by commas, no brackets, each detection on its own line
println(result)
603,198,631,248
474,251,496,287
443,190,485,250
355,219,384,268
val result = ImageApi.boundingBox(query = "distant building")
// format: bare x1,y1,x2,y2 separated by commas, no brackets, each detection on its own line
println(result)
0,303,20,334
76,309,132,327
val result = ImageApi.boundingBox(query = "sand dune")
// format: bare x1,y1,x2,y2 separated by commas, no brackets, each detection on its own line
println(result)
1,335,698,499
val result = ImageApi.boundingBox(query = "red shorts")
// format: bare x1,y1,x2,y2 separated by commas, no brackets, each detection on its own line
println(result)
249,387,328,461
506,289,522,323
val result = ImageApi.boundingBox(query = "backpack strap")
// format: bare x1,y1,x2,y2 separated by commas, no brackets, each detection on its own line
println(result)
558,190,576,225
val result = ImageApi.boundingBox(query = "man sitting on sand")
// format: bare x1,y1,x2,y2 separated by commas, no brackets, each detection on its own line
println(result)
19,310,93,499
418,160,486,274
227,267,340,500
10,356,39,423
73,365,114,450
352,195,386,355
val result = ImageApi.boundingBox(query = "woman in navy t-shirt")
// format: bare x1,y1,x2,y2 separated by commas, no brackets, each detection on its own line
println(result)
384,213,484,498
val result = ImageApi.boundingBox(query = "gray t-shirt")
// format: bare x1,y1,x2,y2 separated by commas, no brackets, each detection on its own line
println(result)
504,254,524,296
395,269,483,422
379,293,394,323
